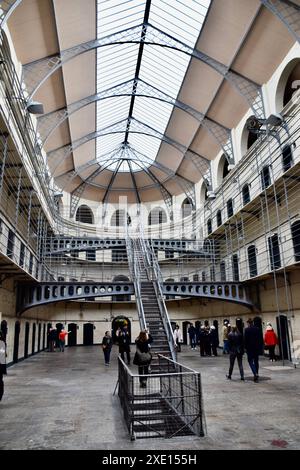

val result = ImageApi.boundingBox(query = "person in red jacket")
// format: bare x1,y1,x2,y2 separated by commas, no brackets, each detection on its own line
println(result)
264,324,278,362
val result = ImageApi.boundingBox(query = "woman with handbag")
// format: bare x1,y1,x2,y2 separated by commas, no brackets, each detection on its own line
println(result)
134,330,153,388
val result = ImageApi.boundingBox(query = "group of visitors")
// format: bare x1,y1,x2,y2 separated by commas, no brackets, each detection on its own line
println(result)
48,327,70,352
174,321,219,357
102,327,153,388
226,319,278,382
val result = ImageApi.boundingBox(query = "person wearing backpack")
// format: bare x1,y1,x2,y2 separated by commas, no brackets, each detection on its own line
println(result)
134,330,153,388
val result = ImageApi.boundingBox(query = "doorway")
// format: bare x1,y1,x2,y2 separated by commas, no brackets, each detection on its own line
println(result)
0,320,7,342
24,322,30,358
182,321,190,345
83,323,94,345
112,316,131,343
38,323,42,351
46,323,52,350
276,314,291,361
43,324,46,350
13,321,21,363
253,316,264,355
68,323,77,347
31,323,36,355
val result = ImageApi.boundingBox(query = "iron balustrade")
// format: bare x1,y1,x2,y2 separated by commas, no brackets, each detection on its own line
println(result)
117,355,205,440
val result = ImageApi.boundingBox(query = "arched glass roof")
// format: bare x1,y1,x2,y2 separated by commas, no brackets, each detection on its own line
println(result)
96,0,211,171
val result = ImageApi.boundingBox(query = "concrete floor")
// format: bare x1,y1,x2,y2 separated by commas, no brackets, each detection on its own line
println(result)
0,345,300,450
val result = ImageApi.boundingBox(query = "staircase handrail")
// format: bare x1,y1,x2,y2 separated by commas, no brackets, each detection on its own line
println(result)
125,229,147,331
139,236,177,361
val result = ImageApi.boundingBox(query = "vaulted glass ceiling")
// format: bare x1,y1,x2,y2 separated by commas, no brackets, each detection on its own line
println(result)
96,0,211,173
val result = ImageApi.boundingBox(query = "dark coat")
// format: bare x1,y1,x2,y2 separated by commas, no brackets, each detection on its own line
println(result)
102,336,113,350
188,326,196,338
210,329,219,347
135,334,153,353
244,326,263,355
228,331,244,355
118,330,131,352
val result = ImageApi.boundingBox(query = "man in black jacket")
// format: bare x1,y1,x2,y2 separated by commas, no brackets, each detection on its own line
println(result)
244,318,263,382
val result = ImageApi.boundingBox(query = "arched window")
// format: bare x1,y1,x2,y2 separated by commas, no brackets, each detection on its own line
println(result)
232,254,239,281
242,184,250,205
216,210,222,227
148,207,167,225
217,154,232,186
247,131,259,150
282,61,300,107
268,234,281,270
207,219,212,235
75,205,94,224
111,210,131,226
291,221,300,262
181,198,193,218
261,165,271,190
282,145,293,172
248,245,258,278
220,261,226,281
227,199,233,218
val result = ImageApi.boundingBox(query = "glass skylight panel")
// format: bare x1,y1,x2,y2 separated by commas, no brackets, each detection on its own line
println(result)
96,0,211,175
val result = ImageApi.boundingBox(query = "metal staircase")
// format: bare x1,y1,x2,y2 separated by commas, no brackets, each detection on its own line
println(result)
126,235,176,370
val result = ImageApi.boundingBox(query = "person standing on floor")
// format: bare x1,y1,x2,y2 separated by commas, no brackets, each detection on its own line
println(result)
173,324,183,352
0,331,7,401
222,320,230,354
102,331,113,366
210,325,219,356
244,318,263,382
58,327,69,352
199,326,206,357
117,326,131,365
264,323,278,362
188,323,197,350
49,327,57,352
226,326,244,381
134,330,153,388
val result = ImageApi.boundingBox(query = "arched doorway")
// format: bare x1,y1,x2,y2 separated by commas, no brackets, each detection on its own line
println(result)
112,316,131,343
182,321,190,345
68,323,77,347
253,316,264,355
38,323,42,351
235,318,244,335
0,320,7,342
46,323,52,350
83,323,94,345
13,321,21,363
31,323,36,355
276,315,291,361
24,322,30,358
42,324,46,350
213,320,219,346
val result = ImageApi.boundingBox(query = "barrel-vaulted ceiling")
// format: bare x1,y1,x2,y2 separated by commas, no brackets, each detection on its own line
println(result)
5,0,296,212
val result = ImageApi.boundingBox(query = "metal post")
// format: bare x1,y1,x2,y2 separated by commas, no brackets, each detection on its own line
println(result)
0,132,9,204
14,166,23,231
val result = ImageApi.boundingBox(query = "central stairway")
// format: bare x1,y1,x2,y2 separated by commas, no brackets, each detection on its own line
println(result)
126,237,176,370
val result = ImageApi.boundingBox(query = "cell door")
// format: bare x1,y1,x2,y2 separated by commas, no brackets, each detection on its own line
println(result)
83,323,94,346
13,321,21,363
68,323,77,347
24,322,30,358
276,315,291,361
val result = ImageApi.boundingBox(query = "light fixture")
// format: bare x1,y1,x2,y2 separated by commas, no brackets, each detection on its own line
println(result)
26,100,44,115
265,113,284,126
207,190,216,200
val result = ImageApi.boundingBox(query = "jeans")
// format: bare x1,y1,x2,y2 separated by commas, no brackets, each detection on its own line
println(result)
103,348,111,364
223,340,230,354
189,336,196,349
229,353,244,378
59,340,65,352
138,365,149,385
120,349,131,364
247,353,259,376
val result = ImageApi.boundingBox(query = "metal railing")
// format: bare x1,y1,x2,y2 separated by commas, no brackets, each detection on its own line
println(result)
141,237,177,361
125,229,147,331
118,355,205,440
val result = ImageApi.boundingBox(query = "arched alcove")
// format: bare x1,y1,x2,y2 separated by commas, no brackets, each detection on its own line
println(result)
276,58,300,111
75,205,94,224
148,207,167,225
216,154,231,187
181,198,193,218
